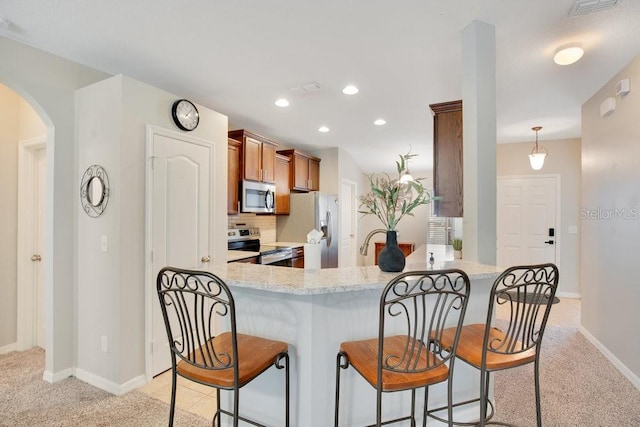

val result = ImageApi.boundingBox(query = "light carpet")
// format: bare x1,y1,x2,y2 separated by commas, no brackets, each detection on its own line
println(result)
491,314,640,425
0,348,209,427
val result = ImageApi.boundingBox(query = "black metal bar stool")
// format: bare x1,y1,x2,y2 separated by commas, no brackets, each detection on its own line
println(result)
334,269,471,427
428,263,559,426
156,267,290,427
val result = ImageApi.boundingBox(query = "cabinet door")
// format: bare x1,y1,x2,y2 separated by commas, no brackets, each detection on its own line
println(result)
292,153,310,190
430,100,463,218
275,154,290,214
227,139,241,214
261,142,276,183
308,158,320,191
244,137,262,181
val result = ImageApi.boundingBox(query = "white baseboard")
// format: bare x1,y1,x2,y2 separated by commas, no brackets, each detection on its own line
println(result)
75,368,148,395
0,342,17,355
556,291,580,299
43,367,73,383
579,326,640,390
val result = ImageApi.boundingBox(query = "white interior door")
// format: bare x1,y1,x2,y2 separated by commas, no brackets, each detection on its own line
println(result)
35,148,46,349
497,176,558,268
149,131,212,376
339,179,357,267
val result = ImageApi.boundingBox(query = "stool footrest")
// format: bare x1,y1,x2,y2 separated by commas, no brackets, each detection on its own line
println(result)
426,396,496,426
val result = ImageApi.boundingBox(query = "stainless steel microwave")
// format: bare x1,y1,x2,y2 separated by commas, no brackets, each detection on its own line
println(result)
241,180,275,213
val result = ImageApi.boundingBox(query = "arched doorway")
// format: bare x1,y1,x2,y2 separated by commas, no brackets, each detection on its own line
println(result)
0,81,53,377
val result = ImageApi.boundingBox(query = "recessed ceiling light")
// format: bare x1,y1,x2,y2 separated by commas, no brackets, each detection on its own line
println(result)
342,85,359,95
274,98,290,107
553,44,584,65
374,119,387,126
318,126,330,133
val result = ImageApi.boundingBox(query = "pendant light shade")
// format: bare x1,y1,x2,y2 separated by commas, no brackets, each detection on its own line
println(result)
528,126,547,170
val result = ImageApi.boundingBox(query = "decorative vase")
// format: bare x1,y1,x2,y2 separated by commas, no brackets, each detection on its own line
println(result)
454,250,462,259
378,231,406,272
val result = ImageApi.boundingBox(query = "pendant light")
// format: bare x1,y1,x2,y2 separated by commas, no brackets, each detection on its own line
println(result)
528,126,547,170
399,148,416,183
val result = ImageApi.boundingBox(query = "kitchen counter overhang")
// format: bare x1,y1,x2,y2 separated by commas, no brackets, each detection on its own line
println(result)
214,244,502,295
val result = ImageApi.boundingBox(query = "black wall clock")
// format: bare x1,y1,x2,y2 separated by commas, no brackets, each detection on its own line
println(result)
171,99,199,131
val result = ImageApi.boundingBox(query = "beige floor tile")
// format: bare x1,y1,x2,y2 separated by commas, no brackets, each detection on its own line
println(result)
185,394,218,420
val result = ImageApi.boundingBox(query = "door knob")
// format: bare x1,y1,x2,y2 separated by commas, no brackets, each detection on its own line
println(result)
201,256,211,263
544,240,554,245
31,254,42,262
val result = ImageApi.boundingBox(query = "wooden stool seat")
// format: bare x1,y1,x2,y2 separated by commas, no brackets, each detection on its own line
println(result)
340,335,449,392
177,332,288,388
441,324,536,370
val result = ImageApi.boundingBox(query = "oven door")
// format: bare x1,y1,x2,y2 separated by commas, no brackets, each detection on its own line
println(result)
242,181,275,213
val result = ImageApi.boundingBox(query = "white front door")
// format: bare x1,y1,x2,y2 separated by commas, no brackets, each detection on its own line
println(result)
497,176,558,268
339,179,358,267
149,129,213,376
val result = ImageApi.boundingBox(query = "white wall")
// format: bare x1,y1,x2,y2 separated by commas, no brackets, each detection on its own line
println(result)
75,75,228,386
0,36,108,375
497,138,581,297
581,54,640,383
0,84,19,349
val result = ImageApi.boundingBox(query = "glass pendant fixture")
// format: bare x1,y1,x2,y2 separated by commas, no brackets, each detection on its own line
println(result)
528,126,547,170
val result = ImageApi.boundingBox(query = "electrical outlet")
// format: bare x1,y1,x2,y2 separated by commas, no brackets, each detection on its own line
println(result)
101,335,108,353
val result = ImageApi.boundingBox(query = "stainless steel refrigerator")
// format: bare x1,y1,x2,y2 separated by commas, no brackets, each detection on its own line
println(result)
276,192,339,268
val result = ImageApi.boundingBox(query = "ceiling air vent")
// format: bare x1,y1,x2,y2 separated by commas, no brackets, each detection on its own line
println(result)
569,0,621,16
289,81,321,95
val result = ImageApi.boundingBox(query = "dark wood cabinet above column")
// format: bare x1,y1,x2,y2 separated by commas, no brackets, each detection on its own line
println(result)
430,100,463,218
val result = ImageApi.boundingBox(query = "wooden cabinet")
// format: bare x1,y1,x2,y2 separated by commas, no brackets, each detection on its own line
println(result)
291,246,304,268
277,149,321,192
430,100,463,218
274,154,290,215
374,242,415,265
227,138,242,214
228,129,278,184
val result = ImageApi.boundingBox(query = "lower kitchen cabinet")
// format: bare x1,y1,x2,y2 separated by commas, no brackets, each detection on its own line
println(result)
291,246,304,268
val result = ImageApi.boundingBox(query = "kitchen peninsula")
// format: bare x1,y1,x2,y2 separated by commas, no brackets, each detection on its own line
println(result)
204,246,503,426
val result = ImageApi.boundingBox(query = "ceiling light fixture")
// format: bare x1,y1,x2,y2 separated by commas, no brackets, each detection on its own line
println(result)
553,43,584,65
318,126,330,133
528,126,548,170
399,148,418,184
274,98,290,107
342,85,359,95
374,119,386,126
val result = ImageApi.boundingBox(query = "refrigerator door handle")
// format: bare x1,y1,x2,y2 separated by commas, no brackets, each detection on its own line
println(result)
325,210,332,247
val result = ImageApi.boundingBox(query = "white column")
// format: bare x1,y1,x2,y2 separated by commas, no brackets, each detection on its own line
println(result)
461,20,497,265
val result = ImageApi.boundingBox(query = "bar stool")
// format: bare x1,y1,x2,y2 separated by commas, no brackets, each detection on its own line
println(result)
334,269,471,427
156,267,290,427
429,263,559,426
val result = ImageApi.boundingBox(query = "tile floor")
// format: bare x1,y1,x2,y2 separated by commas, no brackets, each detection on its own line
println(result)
138,297,580,421
138,369,217,420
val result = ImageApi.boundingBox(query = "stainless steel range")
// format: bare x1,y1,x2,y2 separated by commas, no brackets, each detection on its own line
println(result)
227,227,293,266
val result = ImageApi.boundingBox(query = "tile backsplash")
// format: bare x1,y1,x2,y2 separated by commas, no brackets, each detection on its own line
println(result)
228,213,277,243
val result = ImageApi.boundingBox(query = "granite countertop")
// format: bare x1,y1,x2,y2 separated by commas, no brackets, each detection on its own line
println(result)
227,250,260,262
212,244,503,295
263,241,305,248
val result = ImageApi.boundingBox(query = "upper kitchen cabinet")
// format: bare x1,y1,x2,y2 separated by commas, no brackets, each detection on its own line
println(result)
227,138,242,214
228,129,278,183
277,149,321,192
274,154,290,215
429,100,463,218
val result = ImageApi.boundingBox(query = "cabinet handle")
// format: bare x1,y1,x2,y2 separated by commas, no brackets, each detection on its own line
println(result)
308,179,312,189
31,254,42,262
201,256,211,263
237,201,240,212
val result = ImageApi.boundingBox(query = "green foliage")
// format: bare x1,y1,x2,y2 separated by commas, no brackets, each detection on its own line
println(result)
358,154,438,231
452,239,463,251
